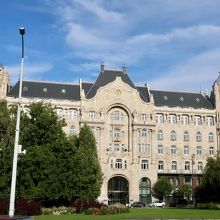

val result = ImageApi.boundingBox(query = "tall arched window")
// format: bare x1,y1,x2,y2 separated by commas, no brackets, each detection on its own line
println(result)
142,128,147,137
196,131,202,142
183,131,189,141
208,132,214,142
157,130,163,140
171,130,176,141
139,178,151,204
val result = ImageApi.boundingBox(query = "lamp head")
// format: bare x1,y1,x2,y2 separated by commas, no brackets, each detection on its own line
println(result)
19,27,25,35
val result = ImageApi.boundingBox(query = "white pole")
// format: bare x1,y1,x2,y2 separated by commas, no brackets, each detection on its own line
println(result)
9,27,25,217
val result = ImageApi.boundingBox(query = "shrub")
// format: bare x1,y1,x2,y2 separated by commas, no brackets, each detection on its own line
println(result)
0,198,41,215
70,199,106,213
0,199,9,215
197,203,220,210
41,206,76,215
16,199,41,215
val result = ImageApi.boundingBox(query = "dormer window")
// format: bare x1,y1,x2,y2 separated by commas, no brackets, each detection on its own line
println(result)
23,86,28,91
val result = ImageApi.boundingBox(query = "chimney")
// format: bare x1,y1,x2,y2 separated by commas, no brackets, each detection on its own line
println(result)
100,63,104,73
122,64,126,74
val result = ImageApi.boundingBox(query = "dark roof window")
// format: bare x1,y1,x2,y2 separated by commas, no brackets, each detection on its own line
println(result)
23,86,28,91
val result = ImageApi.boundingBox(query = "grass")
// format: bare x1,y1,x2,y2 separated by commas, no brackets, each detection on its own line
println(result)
34,208,220,220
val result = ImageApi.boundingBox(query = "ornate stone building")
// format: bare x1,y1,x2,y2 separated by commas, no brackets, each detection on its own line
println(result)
0,64,219,204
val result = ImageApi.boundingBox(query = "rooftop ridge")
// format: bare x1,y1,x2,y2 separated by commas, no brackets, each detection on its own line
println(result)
150,89,202,95
21,80,80,86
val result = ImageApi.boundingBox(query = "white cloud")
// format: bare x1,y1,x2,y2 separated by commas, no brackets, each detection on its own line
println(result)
148,49,220,92
75,0,124,22
8,63,53,84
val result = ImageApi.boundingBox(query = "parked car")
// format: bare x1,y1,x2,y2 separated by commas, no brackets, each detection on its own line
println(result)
0,217,33,220
149,201,165,208
130,201,146,208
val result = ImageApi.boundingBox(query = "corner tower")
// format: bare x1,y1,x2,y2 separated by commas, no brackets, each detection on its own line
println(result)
0,65,10,100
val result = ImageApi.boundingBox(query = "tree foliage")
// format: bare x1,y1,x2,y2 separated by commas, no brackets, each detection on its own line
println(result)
0,102,102,205
195,157,220,203
0,101,15,198
74,124,103,200
152,176,172,201
179,184,192,202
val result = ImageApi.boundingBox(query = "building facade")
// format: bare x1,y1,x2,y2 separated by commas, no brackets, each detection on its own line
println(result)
0,64,219,205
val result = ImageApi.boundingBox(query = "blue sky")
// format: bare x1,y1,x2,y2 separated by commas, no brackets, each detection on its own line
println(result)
1,0,220,93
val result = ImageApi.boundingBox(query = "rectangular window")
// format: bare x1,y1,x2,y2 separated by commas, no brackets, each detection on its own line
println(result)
156,114,164,124
184,145,189,155
185,161,190,171
158,161,164,171
56,108,63,117
209,146,214,156
140,113,146,121
171,161,177,171
194,116,202,125
89,111,96,119
196,146,202,155
141,160,149,170
168,115,176,124
158,145,163,154
207,117,214,126
115,159,122,169
68,109,77,119
181,115,189,125
171,145,176,155
198,162,203,172
139,144,149,154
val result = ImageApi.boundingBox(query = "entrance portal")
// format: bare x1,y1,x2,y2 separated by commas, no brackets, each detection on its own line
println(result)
139,177,151,204
108,176,129,205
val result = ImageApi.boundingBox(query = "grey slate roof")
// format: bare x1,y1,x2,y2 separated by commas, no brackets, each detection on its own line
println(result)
7,70,214,110
150,90,214,109
7,81,80,101
86,70,136,99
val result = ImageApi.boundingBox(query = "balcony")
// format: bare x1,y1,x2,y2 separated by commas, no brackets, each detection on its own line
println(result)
157,169,201,175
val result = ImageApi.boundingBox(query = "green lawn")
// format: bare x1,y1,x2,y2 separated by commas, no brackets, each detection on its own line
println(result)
34,208,220,220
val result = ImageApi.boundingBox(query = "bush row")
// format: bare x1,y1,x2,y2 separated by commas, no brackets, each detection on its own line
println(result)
84,203,130,215
0,199,41,215
196,203,220,210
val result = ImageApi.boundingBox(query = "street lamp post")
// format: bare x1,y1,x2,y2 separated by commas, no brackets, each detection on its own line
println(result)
191,153,195,208
9,27,25,217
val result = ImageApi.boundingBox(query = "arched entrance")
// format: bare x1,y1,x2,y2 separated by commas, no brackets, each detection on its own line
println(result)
108,176,129,205
139,177,151,204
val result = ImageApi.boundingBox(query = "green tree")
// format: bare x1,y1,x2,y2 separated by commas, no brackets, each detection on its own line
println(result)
0,101,15,198
75,124,103,200
152,176,172,201
195,157,220,203
16,102,77,205
179,184,192,202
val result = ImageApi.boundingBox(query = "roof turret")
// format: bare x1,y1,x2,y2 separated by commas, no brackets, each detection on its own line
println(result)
214,72,220,84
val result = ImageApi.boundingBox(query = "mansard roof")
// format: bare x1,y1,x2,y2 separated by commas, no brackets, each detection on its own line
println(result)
7,80,80,101
150,90,214,109
7,70,214,110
